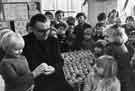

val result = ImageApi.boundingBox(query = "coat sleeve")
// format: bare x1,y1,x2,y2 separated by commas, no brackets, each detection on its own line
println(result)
0,75,5,91
2,62,34,90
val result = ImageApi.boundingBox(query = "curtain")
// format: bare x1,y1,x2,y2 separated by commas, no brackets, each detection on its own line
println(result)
41,0,85,17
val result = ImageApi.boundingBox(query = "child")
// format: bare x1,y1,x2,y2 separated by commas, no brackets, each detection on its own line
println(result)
45,11,54,21
122,16,135,36
81,25,95,51
0,28,13,62
55,22,67,52
107,9,119,25
93,40,106,58
52,10,68,29
55,22,67,36
104,24,128,44
97,12,107,24
65,16,76,51
74,12,92,50
92,23,105,41
104,24,135,91
55,10,65,23
83,55,120,91
0,30,54,91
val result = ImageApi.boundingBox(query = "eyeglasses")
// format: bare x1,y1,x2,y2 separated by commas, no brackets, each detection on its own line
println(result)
34,28,50,34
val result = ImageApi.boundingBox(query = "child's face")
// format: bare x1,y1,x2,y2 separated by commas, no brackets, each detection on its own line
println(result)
108,16,116,24
104,28,115,43
6,40,24,57
77,16,85,24
127,20,134,25
93,63,104,75
96,26,104,32
94,47,103,57
108,29,124,43
94,47,102,54
56,13,64,21
57,26,65,34
83,28,92,40
69,25,74,29
30,3,37,10
46,14,53,21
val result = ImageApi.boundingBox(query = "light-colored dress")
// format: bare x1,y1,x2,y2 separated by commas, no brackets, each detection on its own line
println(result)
0,75,5,91
83,72,120,91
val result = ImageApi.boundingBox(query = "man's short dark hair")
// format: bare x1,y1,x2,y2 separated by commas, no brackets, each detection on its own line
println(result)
29,14,47,27
76,12,86,19
97,12,106,22
45,11,53,16
66,16,75,25
55,10,64,16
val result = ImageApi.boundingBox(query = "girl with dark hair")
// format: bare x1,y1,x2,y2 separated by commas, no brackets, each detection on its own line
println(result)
122,16,135,36
65,16,76,51
107,9,120,24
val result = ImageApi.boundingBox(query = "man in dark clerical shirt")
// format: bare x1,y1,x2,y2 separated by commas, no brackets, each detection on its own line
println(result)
23,14,73,91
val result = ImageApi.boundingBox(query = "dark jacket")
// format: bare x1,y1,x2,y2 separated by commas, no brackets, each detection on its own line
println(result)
81,39,95,52
23,33,72,91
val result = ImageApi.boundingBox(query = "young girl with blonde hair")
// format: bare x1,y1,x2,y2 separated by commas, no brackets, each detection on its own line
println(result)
83,55,120,91
0,29,54,91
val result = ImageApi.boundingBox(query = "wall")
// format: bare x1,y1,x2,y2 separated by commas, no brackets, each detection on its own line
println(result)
41,0,83,17
88,0,117,26
117,0,135,22
88,0,135,26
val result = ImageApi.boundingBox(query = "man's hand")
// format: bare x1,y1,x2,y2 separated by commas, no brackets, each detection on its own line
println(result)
32,63,48,78
43,65,55,75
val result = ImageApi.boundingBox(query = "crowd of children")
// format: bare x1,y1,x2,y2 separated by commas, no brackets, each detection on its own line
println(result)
44,9,135,91
0,8,135,91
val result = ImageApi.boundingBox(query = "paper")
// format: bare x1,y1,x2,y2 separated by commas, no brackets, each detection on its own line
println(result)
28,2,40,18
0,21,10,29
14,20,28,36
3,3,28,20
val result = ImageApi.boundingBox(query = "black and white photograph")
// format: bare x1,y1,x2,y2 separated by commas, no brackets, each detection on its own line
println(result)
0,0,135,91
